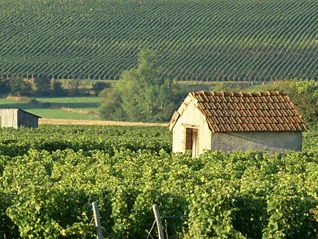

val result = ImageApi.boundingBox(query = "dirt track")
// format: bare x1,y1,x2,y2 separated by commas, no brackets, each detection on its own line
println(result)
39,118,168,127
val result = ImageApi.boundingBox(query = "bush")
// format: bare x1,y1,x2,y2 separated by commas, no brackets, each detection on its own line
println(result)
93,81,110,95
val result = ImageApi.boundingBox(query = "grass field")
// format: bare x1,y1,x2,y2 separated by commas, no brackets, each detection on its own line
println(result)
36,97,100,113
0,97,101,120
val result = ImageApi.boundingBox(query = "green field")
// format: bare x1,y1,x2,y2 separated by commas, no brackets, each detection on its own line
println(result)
0,97,101,119
0,0,317,81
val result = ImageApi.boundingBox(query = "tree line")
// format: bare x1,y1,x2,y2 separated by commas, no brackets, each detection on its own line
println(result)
0,75,110,97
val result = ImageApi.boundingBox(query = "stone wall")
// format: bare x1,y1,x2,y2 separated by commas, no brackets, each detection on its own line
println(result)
211,131,302,153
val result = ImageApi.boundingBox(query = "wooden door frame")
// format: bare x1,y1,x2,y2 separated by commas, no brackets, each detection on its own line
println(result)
184,125,199,157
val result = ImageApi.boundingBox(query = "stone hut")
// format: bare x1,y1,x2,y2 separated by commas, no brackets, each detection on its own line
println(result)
169,91,307,157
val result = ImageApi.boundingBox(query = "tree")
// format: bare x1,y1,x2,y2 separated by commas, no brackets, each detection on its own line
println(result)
99,88,125,120
99,49,178,122
52,80,65,96
34,74,51,96
0,78,11,95
9,77,33,96
68,79,81,96
93,81,110,96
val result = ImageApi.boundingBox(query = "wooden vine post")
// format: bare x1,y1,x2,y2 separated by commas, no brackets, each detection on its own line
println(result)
92,202,103,239
152,204,165,239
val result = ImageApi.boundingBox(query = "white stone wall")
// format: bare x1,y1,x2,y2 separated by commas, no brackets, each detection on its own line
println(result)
0,109,18,128
172,101,211,154
211,131,302,153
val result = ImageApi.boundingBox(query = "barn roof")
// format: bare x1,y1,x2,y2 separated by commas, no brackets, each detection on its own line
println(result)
0,108,41,118
169,91,307,133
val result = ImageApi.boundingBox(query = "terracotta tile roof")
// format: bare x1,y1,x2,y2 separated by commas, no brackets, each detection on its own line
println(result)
186,91,307,132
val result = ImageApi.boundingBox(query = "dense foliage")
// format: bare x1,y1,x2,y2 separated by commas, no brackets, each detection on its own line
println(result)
0,76,66,97
0,125,317,238
100,49,180,122
0,0,317,81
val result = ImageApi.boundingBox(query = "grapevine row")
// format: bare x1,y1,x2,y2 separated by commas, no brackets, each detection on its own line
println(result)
0,125,317,238
0,0,317,81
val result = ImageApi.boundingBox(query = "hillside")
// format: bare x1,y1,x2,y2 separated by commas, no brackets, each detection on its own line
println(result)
0,0,317,81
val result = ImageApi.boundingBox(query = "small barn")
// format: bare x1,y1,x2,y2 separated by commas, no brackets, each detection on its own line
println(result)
0,108,40,129
169,91,307,157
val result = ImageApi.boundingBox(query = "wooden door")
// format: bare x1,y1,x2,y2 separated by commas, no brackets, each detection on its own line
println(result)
185,128,199,157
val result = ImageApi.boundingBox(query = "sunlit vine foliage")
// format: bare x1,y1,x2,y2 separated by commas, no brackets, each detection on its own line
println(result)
0,125,317,238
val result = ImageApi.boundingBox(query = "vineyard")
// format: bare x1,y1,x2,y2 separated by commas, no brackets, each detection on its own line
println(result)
0,0,317,81
0,125,317,238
